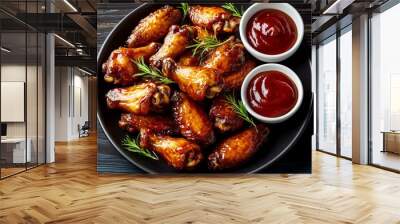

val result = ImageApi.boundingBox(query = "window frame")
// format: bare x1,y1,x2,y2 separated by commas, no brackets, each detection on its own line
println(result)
315,24,353,161
367,0,400,173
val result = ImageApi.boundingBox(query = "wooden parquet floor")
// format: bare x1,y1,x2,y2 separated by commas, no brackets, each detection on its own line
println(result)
0,135,399,224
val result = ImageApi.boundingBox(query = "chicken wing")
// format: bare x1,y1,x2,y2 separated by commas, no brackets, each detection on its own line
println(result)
162,58,222,101
209,96,244,133
149,25,193,68
106,82,171,115
188,5,240,34
118,113,178,135
191,25,213,41
208,124,270,170
126,5,182,48
203,36,245,75
177,51,200,66
139,129,203,170
172,92,215,145
223,59,257,91
102,43,160,85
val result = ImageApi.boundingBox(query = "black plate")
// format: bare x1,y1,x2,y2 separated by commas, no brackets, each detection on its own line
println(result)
97,3,313,173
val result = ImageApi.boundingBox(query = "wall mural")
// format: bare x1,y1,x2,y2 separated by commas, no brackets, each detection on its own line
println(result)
97,2,312,174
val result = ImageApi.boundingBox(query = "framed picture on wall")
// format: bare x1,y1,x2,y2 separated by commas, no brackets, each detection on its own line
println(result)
97,2,313,174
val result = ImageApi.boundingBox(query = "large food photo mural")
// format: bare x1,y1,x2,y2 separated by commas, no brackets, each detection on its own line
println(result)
97,2,313,174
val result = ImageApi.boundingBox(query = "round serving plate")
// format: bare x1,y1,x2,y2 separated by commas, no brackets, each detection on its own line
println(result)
97,3,313,173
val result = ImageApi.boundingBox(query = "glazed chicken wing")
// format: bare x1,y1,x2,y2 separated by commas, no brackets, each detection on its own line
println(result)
162,58,222,101
150,25,193,68
208,124,270,170
223,59,257,91
106,82,171,115
190,25,213,41
177,51,200,66
139,129,203,170
172,92,215,145
209,96,244,133
118,113,178,135
102,43,160,85
189,5,240,34
203,36,245,75
127,5,182,48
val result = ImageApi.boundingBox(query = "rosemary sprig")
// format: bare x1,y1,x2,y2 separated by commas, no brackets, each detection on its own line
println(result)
222,3,242,17
179,3,189,23
132,57,174,84
225,93,257,129
187,36,230,60
122,135,159,160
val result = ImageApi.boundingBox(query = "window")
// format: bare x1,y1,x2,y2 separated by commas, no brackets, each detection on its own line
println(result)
317,25,353,159
370,3,400,171
317,36,337,154
0,0,47,179
339,27,352,158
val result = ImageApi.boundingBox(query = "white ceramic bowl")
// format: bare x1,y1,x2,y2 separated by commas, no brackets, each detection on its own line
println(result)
241,63,303,123
239,3,304,62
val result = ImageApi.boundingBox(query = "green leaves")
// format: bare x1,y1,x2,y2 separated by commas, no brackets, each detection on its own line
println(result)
187,36,230,61
179,3,190,23
225,93,257,129
122,135,159,160
222,3,242,17
132,57,174,84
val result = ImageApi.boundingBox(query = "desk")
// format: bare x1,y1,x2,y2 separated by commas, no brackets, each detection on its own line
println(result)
381,131,400,154
1,138,31,163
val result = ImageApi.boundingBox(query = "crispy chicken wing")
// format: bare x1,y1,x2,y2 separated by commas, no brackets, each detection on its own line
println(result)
223,59,257,91
190,25,213,41
126,5,182,48
177,51,200,66
102,43,160,85
208,124,270,170
188,5,240,34
106,82,171,114
150,25,193,68
139,129,203,170
209,96,244,133
172,92,215,145
118,113,178,135
203,36,245,74
162,58,222,101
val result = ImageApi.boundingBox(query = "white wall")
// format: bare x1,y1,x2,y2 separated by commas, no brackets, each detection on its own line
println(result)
1,65,34,138
54,66,89,141
55,66,69,141
1,63,46,164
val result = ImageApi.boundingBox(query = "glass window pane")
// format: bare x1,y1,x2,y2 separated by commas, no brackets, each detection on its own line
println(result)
38,32,45,165
317,36,337,154
371,3,400,171
340,28,352,158
1,30,27,177
27,31,38,169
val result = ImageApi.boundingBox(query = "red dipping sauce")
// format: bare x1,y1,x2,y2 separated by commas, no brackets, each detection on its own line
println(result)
247,71,298,117
246,9,297,55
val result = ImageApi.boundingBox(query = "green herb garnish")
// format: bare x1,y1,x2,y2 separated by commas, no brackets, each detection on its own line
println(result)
225,93,257,129
187,36,230,60
132,57,174,84
179,3,190,23
122,135,159,160
222,3,242,17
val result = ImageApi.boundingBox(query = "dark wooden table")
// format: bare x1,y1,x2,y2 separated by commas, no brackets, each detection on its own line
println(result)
97,2,312,174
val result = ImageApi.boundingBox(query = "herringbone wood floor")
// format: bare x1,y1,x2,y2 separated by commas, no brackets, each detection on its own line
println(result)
0,135,399,224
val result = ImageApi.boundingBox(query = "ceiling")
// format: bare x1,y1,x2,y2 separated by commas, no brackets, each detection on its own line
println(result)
0,0,96,72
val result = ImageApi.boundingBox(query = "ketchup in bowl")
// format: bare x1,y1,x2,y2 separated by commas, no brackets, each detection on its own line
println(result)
246,9,297,55
246,71,298,118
